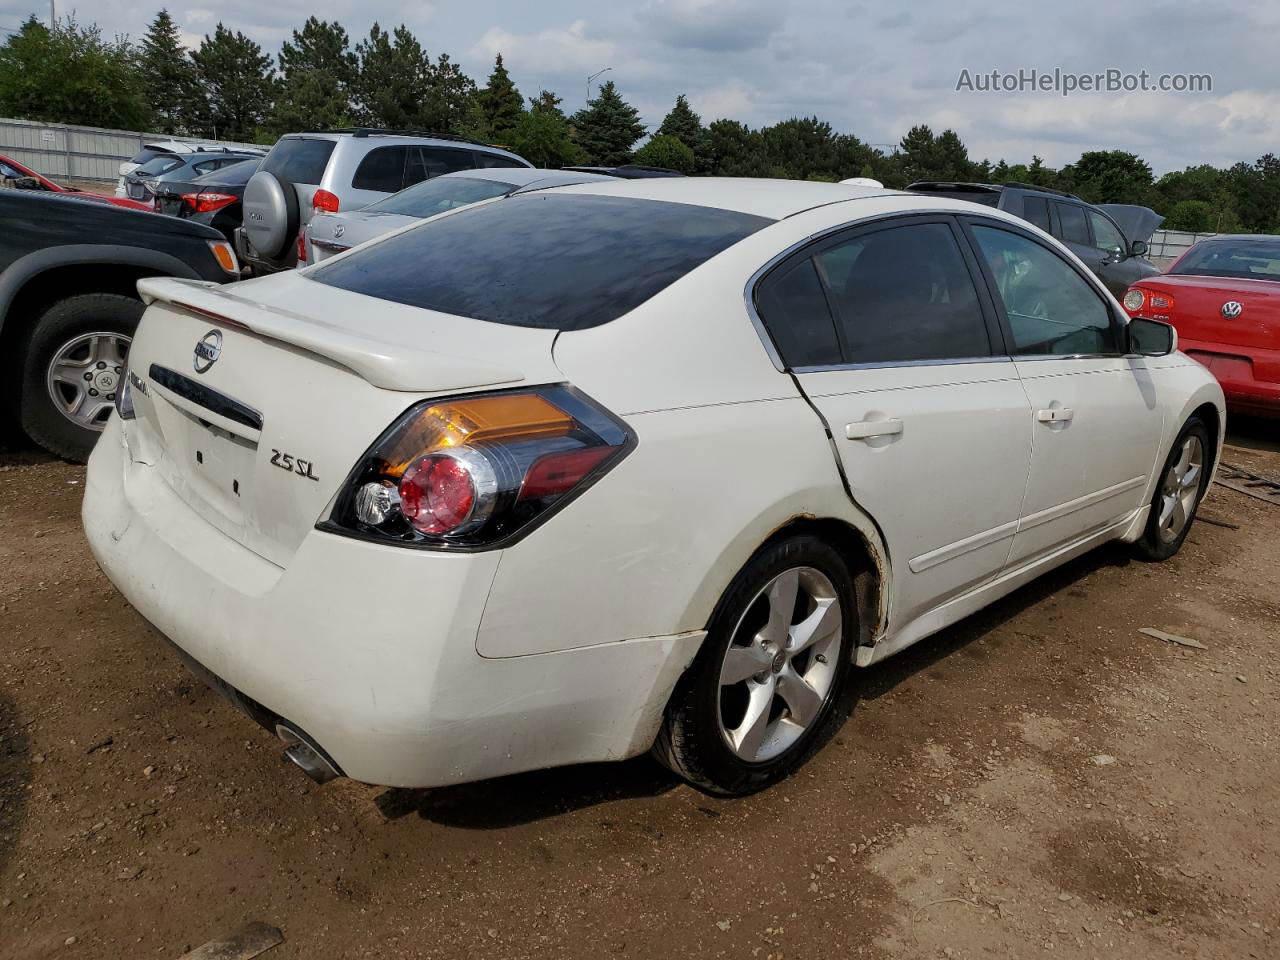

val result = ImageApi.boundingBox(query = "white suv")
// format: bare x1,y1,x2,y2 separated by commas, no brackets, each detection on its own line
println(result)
238,129,530,275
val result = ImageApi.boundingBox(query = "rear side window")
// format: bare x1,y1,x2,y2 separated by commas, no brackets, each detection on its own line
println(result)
816,222,991,364
475,152,526,169
1056,202,1090,245
312,193,771,330
352,146,409,192
263,138,336,185
1022,196,1052,233
405,147,475,185
755,259,841,367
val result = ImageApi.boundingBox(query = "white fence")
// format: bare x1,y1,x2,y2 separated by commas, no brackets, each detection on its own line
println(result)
1149,228,1216,264
0,117,263,183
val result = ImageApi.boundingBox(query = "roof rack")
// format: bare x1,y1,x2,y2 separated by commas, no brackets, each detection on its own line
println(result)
298,127,490,147
1003,181,1079,200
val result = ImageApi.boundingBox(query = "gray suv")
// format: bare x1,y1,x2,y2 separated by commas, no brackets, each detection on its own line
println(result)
907,181,1163,298
239,129,531,275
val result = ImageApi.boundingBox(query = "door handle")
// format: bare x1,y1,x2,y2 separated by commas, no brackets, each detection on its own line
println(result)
845,418,904,440
1036,408,1074,423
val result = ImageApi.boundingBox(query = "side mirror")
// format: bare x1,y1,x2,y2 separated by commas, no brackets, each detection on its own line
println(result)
1129,239,1149,258
1127,316,1176,357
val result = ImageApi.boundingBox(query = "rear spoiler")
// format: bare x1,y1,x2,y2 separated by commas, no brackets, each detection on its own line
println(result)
136,277,525,393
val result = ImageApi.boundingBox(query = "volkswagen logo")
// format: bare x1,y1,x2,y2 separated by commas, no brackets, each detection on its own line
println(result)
193,329,223,373
1221,300,1244,319
333,224,345,239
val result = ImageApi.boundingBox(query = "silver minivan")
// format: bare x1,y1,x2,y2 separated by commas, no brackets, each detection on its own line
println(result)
238,129,530,275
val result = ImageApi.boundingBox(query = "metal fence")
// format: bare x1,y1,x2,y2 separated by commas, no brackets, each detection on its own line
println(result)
0,117,263,183
1149,228,1216,263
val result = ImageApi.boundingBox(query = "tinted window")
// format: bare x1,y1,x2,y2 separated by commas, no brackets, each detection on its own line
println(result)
312,193,771,330
191,160,221,175
972,225,1117,355
1022,196,1052,233
1088,211,1126,255
193,159,259,186
1169,239,1280,279
404,147,476,186
364,176,516,218
815,222,990,364
130,147,171,165
352,146,408,192
1056,202,1090,245
263,138,336,185
475,152,526,169
756,258,841,367
135,155,183,176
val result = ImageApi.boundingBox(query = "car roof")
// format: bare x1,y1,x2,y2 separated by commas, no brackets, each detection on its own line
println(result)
547,176,899,220
1194,233,1280,242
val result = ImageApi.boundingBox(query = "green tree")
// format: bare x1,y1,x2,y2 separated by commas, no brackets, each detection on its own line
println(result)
705,118,768,176
139,10,199,134
898,125,975,182
656,94,707,169
508,106,583,167
269,17,355,134
190,24,275,140
0,16,150,129
634,133,695,173
420,53,476,133
1164,200,1217,233
530,89,566,118
570,80,645,166
354,24,428,129
1065,150,1154,205
476,53,524,141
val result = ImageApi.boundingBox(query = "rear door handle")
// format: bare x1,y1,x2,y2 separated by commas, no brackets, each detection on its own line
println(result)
1036,408,1074,423
845,418,904,440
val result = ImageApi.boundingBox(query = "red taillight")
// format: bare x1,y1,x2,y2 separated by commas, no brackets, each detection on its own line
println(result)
296,231,307,263
312,188,339,214
185,191,237,214
326,386,634,549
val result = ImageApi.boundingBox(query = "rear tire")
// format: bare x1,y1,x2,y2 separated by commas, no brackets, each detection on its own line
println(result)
1133,417,1212,561
19,293,141,462
655,535,855,796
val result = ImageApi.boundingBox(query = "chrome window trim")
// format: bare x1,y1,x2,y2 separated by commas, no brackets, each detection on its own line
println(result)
792,355,1013,375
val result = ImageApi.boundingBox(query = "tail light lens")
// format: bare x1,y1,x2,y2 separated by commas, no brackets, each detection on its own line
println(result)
312,188,340,214
1123,287,1174,317
185,191,237,214
1122,288,1145,313
322,386,635,549
296,230,308,263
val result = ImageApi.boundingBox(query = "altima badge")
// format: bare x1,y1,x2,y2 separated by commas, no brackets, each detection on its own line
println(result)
193,329,223,373
1221,300,1244,319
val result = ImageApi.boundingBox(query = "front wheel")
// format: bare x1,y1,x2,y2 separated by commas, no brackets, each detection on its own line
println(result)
654,535,855,796
19,293,142,462
1133,418,1212,561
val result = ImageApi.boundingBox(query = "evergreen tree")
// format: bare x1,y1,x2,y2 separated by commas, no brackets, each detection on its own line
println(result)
269,17,355,134
530,89,565,118
421,53,476,133
190,24,275,140
354,24,428,129
477,53,524,141
139,10,198,133
509,107,583,168
633,133,695,173
570,80,644,166
0,16,150,129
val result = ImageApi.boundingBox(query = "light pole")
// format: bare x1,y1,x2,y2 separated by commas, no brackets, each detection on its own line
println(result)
586,67,612,104
49,0,55,27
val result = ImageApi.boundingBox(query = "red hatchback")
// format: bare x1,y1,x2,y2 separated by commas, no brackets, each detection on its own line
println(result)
1123,235,1280,418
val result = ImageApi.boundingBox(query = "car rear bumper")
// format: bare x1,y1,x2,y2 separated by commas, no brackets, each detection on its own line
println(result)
1182,338,1280,417
83,418,703,787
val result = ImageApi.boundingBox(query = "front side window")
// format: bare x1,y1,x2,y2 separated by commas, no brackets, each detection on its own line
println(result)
1056,202,1090,245
815,222,991,365
352,147,408,192
1088,211,1126,257
312,193,770,330
755,258,841,367
972,224,1117,356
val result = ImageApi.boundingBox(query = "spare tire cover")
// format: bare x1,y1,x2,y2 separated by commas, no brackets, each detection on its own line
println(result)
242,171,299,260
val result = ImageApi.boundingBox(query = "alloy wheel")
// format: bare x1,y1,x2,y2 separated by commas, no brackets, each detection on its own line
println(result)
1157,434,1204,543
45,331,130,431
717,566,843,763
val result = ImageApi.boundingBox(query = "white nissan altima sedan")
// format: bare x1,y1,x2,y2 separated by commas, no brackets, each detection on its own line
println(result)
84,178,1224,796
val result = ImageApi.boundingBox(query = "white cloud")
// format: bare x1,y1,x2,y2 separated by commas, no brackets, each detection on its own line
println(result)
635,0,788,52
473,19,617,76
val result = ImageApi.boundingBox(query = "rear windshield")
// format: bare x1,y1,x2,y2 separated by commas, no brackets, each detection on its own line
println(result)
129,147,173,165
911,188,1000,207
1169,240,1280,280
135,155,183,176
311,193,772,330
193,158,260,186
263,138,336,185
364,175,516,218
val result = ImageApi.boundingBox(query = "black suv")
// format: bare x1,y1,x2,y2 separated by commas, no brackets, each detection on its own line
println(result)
907,181,1162,297
0,192,239,460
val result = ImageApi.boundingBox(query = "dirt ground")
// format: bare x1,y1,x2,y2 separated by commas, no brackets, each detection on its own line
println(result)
1,419,1278,960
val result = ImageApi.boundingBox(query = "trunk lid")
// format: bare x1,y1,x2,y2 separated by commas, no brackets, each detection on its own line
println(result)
1139,274,1280,352
126,274,562,567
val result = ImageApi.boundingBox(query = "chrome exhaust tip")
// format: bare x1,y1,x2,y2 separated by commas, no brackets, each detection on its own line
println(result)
276,725,341,785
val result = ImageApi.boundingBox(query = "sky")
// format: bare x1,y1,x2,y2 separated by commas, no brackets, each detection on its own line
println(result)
4,0,1277,175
